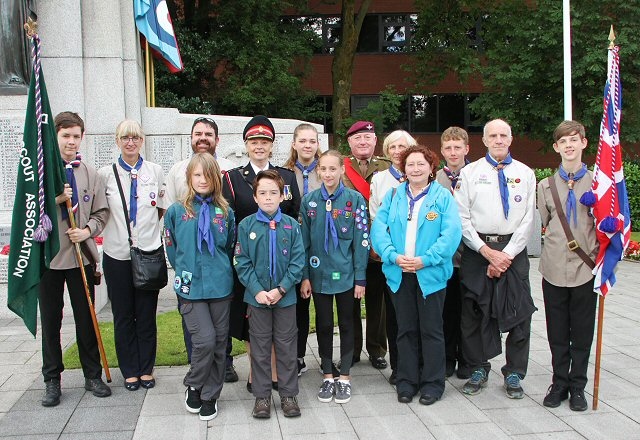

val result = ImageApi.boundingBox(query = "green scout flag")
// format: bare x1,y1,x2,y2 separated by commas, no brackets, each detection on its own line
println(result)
7,47,65,336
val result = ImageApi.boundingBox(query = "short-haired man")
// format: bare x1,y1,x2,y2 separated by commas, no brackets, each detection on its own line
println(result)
538,120,597,411
454,119,537,399
164,116,236,381
40,112,111,407
165,117,235,205
435,126,471,379
342,121,391,370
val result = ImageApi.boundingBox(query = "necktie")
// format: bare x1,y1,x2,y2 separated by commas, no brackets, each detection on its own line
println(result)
359,159,368,176
558,163,588,227
295,159,318,195
61,153,81,220
256,208,282,279
388,165,405,183
195,195,215,255
406,183,431,221
320,183,345,253
485,152,513,219
117,155,144,225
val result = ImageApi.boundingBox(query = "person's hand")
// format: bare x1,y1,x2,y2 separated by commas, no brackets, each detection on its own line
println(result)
409,257,424,271
300,279,312,299
266,288,282,305
66,227,90,243
55,184,73,205
487,264,502,278
255,291,271,305
396,255,414,271
479,246,512,273
354,285,365,299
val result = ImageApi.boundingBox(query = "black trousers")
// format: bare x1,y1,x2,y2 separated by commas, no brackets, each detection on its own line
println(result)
103,253,158,379
353,260,387,359
391,273,446,397
314,289,355,376
443,268,465,368
295,282,311,358
384,284,398,371
39,265,102,382
543,278,597,390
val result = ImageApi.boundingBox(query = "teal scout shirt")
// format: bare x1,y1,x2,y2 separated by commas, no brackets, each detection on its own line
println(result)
234,212,305,308
164,201,235,301
300,185,369,294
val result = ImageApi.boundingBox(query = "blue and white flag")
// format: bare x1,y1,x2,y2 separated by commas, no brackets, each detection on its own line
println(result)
134,0,183,72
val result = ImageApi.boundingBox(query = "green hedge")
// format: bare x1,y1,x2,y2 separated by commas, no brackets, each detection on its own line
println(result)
533,163,639,232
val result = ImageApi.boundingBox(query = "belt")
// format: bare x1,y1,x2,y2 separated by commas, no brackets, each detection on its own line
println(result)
478,233,512,243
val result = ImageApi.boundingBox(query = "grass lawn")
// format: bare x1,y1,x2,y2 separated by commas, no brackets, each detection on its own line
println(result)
631,231,640,242
63,297,347,369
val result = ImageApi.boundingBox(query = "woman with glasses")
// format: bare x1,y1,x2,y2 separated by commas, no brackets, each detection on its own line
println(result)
98,120,167,391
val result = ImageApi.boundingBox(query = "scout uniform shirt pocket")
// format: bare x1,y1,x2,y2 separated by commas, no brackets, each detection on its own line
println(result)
137,173,159,208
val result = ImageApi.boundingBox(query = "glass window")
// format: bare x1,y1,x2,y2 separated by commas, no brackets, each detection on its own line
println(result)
357,15,379,53
411,95,437,132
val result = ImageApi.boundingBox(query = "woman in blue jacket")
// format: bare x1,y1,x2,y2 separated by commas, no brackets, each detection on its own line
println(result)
371,145,462,406
164,153,235,421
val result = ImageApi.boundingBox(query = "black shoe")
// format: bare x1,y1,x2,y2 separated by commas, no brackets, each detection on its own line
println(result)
42,379,61,407
388,370,397,385
419,394,439,406
297,358,308,377
569,387,588,411
543,384,568,408
272,381,278,391
370,356,388,369
353,355,361,364
185,387,202,413
445,361,456,378
140,378,156,389
199,399,218,421
224,364,239,383
246,380,252,393
456,364,471,380
397,392,413,403
84,378,111,398
124,379,140,391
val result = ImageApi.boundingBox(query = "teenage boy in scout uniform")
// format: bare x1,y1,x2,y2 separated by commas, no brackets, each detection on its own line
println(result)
342,121,391,370
234,170,305,419
538,120,598,412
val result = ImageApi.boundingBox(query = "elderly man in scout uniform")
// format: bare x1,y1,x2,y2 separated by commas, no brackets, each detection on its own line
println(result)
342,121,391,370
454,119,537,400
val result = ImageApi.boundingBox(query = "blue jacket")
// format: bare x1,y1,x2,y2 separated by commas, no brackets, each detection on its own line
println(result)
234,212,305,308
164,201,235,301
371,181,462,297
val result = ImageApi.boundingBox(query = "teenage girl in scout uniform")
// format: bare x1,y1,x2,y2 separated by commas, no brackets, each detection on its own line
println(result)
164,153,235,421
234,170,305,419
300,150,369,404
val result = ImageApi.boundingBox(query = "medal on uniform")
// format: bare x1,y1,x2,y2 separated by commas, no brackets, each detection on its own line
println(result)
130,168,137,179
269,220,276,230
326,199,332,212
284,185,292,200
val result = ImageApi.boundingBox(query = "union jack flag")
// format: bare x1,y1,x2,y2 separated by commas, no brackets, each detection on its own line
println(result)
134,0,183,72
589,44,631,296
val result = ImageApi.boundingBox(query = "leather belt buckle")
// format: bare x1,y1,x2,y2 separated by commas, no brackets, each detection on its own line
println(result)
485,235,500,243
567,240,580,251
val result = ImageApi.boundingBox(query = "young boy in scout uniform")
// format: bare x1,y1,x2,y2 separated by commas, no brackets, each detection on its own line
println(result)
538,120,598,412
234,170,305,419
300,150,370,404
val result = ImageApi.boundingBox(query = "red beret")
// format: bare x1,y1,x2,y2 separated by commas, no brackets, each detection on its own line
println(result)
243,115,275,141
346,121,375,137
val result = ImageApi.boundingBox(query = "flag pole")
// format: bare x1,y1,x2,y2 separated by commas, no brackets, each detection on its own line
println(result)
591,25,617,411
64,199,111,383
145,39,151,106
150,49,156,107
562,0,572,119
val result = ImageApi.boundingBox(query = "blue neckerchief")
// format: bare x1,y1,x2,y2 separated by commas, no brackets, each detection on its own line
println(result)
61,153,81,220
117,155,144,225
195,195,215,256
320,182,345,253
442,166,461,190
406,183,431,221
256,208,282,280
485,152,513,219
559,163,588,227
295,159,318,195
388,165,405,183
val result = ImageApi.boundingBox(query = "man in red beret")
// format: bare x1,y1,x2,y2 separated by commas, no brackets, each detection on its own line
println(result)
342,121,391,371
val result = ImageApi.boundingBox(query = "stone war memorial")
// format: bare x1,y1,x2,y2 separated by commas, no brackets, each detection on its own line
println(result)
0,0,327,316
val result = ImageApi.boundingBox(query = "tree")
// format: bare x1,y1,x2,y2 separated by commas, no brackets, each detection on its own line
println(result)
156,1,323,121
331,0,373,147
411,0,640,148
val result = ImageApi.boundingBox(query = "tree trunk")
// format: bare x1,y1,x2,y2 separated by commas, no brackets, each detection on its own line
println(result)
331,0,372,150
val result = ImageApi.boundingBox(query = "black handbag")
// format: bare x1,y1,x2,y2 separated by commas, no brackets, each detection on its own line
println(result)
112,164,168,290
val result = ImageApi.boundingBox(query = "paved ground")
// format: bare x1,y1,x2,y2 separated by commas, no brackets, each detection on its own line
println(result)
0,258,639,439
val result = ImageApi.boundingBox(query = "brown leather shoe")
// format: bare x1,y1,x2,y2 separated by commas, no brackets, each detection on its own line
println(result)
280,396,301,417
252,397,271,418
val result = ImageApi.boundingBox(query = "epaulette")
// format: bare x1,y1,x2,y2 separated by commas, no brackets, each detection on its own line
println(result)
274,165,295,175
372,156,391,163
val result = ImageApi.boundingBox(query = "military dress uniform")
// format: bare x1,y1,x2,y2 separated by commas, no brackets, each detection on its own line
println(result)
300,185,369,376
234,211,305,399
342,154,391,365
222,163,301,341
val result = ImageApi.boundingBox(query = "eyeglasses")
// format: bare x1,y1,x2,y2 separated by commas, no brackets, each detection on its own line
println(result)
119,136,142,143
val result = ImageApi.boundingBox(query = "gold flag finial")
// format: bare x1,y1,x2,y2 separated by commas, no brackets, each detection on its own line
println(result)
23,17,38,38
608,25,616,49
